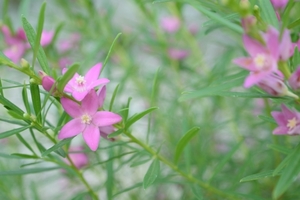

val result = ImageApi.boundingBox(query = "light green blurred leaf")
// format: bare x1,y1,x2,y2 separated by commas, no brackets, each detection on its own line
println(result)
0,167,60,176
258,0,278,28
143,158,160,189
42,137,73,157
240,170,279,182
174,127,200,164
126,107,158,129
0,126,31,139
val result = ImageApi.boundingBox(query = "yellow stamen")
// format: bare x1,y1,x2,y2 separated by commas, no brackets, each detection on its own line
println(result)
75,75,86,85
81,114,92,124
287,117,297,130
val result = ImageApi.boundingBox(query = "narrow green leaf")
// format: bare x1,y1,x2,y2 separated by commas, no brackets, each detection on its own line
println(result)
16,133,36,155
143,158,160,189
107,129,123,139
113,182,142,197
42,137,73,157
130,158,151,167
0,93,25,115
126,107,158,129
0,153,28,159
287,18,300,29
57,63,80,92
22,16,50,74
7,110,24,120
0,126,30,139
179,78,244,101
240,170,279,182
203,13,239,27
102,33,122,71
258,115,276,124
258,0,278,28
0,167,60,176
109,84,120,111
123,97,132,122
51,22,64,45
22,84,31,114
184,0,243,34
0,79,3,96
30,83,42,123
11,153,39,159
268,144,291,155
191,185,204,200
174,127,200,163
273,144,300,199
32,2,46,68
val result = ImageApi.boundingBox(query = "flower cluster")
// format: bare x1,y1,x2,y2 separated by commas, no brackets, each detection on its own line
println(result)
234,10,300,135
41,63,122,151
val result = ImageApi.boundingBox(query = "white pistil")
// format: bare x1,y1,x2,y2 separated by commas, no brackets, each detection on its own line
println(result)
81,114,92,124
75,75,86,86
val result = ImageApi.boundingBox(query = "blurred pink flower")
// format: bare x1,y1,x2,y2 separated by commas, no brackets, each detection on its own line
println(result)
233,27,280,88
1,25,28,63
58,90,122,151
58,33,80,53
59,57,72,69
160,16,180,33
40,31,54,46
64,63,109,101
271,104,300,135
65,146,88,169
270,0,288,9
257,73,288,96
168,48,189,60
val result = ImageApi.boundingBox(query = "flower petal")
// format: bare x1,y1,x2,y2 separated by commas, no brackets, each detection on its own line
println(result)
97,86,106,108
243,35,266,57
273,126,288,135
93,111,122,127
82,125,100,151
232,57,255,71
88,78,110,90
271,111,286,126
61,97,82,118
265,27,279,59
85,63,102,82
72,90,88,102
58,118,85,139
279,29,292,60
244,72,267,88
81,90,98,115
281,104,295,120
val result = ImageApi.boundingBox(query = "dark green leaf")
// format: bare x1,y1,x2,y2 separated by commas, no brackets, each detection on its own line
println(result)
57,63,80,92
240,170,279,182
30,83,42,123
174,127,200,163
268,144,291,155
0,167,60,176
143,158,160,189
42,137,73,157
11,153,39,159
0,126,30,139
109,84,120,111
126,107,158,129
22,84,31,114
22,16,50,74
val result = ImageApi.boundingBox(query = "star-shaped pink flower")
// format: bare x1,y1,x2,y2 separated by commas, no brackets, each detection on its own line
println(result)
58,90,122,151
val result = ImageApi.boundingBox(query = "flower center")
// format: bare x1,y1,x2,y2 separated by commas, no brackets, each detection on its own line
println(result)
254,54,267,69
75,76,86,86
81,114,92,124
287,117,297,130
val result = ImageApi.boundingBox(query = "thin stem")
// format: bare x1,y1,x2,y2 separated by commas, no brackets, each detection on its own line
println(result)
66,154,99,200
123,130,240,200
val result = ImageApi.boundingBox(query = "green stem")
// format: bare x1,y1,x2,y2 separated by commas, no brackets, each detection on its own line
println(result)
66,154,99,200
123,130,240,200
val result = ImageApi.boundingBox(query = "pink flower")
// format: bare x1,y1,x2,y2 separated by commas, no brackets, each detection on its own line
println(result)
40,31,54,47
58,33,81,53
288,66,300,90
65,146,88,169
233,27,280,88
64,63,110,101
270,0,288,9
58,90,122,151
168,48,189,60
59,58,72,69
277,29,294,60
160,16,180,33
257,73,288,96
271,104,300,135
1,25,28,63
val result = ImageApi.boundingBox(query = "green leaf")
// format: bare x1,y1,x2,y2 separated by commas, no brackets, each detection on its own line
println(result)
0,78,3,96
22,84,31,114
0,126,31,139
0,167,60,176
32,2,46,68
42,137,73,157
130,157,151,167
107,129,123,139
258,0,278,29
184,0,243,34
113,182,142,197
191,185,204,200
102,33,122,71
109,84,120,111
126,107,158,129
268,144,291,155
203,13,239,27
174,127,200,163
16,133,36,155
179,78,244,101
11,153,39,159
258,115,276,124
273,144,300,199
56,63,80,92
30,83,42,123
0,93,25,115
143,158,160,189
22,16,50,74
240,170,279,182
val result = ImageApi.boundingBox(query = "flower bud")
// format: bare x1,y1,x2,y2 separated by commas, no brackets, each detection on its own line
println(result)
241,15,257,33
39,71,56,93
257,74,288,96
20,58,30,69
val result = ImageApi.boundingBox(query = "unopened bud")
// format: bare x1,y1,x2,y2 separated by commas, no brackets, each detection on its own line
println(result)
257,74,289,97
20,58,30,69
240,0,250,9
